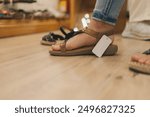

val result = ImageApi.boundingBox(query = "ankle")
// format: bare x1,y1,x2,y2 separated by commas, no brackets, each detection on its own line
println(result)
89,19,114,32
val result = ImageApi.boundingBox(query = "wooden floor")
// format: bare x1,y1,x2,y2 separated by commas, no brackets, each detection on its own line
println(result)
0,32,150,100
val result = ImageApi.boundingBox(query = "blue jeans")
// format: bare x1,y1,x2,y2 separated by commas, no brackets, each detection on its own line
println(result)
92,0,125,25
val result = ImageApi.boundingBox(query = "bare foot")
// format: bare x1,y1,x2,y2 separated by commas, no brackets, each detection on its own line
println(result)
52,19,114,51
131,53,150,65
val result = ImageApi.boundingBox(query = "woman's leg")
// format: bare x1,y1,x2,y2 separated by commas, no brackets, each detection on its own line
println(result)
93,0,125,25
122,0,150,40
128,0,150,22
52,0,125,51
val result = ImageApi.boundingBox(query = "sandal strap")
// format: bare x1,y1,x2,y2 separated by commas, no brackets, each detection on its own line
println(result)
60,26,83,40
59,27,114,52
60,26,68,36
143,49,150,55
60,40,67,52
65,30,83,40
60,26,72,36
82,27,114,42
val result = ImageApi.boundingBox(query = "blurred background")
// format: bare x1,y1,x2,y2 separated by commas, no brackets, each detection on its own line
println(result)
0,0,127,38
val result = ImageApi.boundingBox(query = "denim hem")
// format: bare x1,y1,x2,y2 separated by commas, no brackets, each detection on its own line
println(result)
92,10,117,25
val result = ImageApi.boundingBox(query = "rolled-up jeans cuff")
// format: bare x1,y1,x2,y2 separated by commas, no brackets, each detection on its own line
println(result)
92,10,117,25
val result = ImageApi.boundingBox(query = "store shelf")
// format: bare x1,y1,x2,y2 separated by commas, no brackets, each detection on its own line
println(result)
0,19,70,38
0,0,78,38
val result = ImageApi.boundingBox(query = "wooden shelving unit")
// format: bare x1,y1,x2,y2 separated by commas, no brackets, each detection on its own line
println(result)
0,0,127,38
0,0,78,38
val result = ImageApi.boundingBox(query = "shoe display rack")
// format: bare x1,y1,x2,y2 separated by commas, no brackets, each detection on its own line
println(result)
0,0,79,38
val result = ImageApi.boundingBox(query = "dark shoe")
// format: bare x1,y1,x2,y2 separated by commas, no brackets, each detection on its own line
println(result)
41,26,82,46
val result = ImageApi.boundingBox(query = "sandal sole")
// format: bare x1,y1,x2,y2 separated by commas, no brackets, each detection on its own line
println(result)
49,44,118,56
129,61,150,74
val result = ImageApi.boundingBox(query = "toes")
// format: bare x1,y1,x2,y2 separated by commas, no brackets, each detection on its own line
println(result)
131,53,143,61
131,53,150,65
145,60,150,65
138,57,147,64
144,57,150,65
52,44,61,51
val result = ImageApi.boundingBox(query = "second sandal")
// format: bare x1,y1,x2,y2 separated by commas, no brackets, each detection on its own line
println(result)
129,49,150,74
41,26,82,46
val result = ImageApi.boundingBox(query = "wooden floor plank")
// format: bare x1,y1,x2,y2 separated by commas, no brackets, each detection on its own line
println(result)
0,33,149,99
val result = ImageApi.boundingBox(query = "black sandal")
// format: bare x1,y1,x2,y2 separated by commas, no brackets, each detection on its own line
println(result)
41,26,82,46
143,49,150,55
